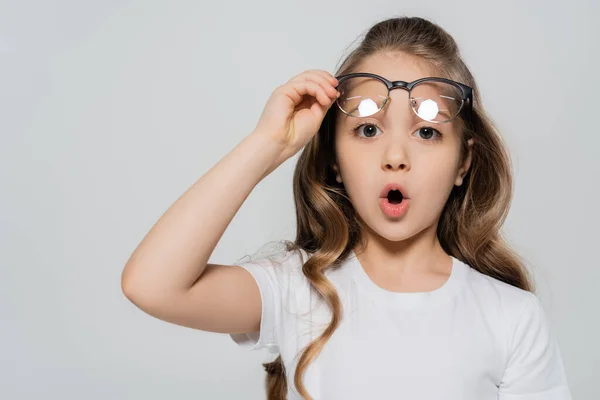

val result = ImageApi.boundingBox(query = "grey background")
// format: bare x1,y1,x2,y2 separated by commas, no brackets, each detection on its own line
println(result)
1,0,597,398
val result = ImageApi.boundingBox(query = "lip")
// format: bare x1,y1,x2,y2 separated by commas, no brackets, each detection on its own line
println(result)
379,197,409,218
379,182,409,199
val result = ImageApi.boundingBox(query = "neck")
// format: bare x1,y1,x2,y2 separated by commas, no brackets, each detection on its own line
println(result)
354,219,451,277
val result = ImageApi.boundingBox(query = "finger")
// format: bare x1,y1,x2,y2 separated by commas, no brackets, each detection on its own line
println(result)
289,71,337,96
280,80,330,108
299,80,331,107
289,69,337,86
277,84,303,106
302,72,339,99
300,69,338,86
310,70,338,87
288,76,337,106
310,97,327,121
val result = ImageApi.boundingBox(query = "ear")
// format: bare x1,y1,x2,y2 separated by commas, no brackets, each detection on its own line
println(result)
455,138,474,186
332,164,343,183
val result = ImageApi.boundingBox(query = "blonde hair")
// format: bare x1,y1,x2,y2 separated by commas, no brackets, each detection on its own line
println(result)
258,15,535,400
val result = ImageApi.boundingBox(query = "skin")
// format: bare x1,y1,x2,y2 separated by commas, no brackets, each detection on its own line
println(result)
331,51,474,292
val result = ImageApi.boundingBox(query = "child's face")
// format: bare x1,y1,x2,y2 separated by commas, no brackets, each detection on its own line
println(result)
333,50,473,243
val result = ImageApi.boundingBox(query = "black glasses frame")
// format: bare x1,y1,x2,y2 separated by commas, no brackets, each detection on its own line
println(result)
334,72,474,124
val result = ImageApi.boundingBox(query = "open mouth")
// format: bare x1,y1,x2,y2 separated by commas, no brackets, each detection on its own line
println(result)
387,189,404,204
380,188,409,218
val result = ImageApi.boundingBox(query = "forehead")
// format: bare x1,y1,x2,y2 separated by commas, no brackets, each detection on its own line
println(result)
353,51,440,82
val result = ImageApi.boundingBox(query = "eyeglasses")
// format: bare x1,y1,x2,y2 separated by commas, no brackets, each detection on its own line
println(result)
334,73,473,124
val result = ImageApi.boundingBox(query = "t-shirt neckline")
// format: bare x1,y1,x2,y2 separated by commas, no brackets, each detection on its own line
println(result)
348,250,468,308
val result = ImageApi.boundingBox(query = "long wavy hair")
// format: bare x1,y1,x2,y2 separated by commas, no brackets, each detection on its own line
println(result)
259,15,535,400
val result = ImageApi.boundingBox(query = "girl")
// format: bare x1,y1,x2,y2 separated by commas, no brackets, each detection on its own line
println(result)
121,16,571,400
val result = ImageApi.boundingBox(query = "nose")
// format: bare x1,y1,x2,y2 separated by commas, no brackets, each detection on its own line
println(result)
381,90,413,172
382,144,409,172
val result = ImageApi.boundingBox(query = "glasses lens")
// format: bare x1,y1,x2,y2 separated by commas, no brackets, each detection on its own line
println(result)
336,76,388,117
410,80,464,123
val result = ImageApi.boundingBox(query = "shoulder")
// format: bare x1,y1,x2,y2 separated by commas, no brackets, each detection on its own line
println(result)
458,259,547,350
232,240,312,287
460,261,572,392
459,264,575,395
235,240,310,269
461,261,536,316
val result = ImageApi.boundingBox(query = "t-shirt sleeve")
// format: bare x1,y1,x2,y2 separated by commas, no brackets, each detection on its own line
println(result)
228,258,282,354
498,292,572,399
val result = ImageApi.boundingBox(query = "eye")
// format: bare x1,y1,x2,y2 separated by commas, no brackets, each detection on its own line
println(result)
352,122,444,142
352,122,382,139
413,126,443,142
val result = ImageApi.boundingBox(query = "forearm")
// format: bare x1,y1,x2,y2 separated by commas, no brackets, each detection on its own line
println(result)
121,129,287,298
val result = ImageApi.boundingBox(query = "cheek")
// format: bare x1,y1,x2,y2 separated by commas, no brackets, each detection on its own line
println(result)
337,144,375,182
338,160,370,190
411,151,461,191
336,156,373,204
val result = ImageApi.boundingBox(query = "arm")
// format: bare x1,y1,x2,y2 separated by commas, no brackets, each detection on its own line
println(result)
120,70,340,334
121,129,287,333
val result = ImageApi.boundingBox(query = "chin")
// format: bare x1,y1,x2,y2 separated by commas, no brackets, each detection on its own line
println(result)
362,215,419,242
376,227,420,243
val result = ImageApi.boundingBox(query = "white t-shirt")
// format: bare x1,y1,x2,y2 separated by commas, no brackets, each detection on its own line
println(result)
230,243,571,400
